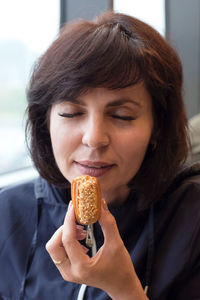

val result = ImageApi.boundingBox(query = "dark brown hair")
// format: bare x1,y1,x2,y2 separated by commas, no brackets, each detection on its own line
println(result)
26,11,189,205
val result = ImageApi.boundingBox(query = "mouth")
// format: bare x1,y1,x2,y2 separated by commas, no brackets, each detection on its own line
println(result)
75,160,115,177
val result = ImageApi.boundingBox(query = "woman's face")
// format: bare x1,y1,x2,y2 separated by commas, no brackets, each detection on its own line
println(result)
49,82,153,204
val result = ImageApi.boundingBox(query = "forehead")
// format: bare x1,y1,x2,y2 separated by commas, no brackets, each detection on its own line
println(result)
51,82,153,114
76,82,152,108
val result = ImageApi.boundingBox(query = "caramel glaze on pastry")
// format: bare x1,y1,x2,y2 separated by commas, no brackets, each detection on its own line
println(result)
71,175,101,225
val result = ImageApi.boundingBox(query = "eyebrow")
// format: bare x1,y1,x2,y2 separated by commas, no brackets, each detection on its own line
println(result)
105,98,141,108
63,97,141,108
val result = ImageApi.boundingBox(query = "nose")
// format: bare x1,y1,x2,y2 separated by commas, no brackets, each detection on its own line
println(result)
82,116,110,149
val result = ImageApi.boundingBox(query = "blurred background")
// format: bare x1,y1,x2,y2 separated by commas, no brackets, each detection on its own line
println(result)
0,0,199,187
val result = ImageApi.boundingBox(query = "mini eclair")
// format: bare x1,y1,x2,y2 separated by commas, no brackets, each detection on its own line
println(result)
71,175,101,225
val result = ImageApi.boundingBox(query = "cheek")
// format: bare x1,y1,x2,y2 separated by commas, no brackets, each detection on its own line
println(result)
50,124,81,165
50,121,67,159
51,129,69,156
118,128,152,166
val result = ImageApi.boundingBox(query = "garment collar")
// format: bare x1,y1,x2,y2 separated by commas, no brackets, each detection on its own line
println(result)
34,176,71,206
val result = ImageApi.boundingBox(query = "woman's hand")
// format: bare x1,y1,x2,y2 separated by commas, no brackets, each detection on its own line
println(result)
46,199,148,300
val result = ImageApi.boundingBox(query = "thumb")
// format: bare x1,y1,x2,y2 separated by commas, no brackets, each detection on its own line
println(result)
99,199,121,244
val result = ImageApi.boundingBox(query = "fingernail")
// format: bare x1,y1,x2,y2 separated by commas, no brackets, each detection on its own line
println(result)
79,231,87,238
77,225,84,230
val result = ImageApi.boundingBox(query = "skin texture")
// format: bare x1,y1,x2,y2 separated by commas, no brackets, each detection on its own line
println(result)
49,82,153,204
46,82,153,299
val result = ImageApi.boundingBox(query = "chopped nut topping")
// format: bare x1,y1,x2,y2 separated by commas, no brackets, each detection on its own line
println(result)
77,178,98,224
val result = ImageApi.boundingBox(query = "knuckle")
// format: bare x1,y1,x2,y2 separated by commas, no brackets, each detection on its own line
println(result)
45,239,54,253
61,233,71,247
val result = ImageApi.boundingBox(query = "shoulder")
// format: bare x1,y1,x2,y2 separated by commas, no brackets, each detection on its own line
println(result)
0,179,38,231
0,179,40,252
171,173,200,222
160,164,200,245
166,163,200,199
0,178,36,196
154,165,200,269
0,179,37,209
150,165,200,299
156,163,200,241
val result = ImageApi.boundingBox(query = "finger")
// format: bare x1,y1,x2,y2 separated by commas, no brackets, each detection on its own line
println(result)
82,244,89,254
76,225,85,231
76,225,87,240
62,201,89,263
98,198,121,244
46,225,68,265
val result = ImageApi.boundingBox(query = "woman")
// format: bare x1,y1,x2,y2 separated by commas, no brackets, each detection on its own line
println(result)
0,11,200,300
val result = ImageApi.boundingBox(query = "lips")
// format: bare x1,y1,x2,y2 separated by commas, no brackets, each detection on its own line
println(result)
75,160,115,177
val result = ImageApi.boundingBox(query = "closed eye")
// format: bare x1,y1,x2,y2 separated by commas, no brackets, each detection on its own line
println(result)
58,112,83,118
111,115,135,121
58,112,134,121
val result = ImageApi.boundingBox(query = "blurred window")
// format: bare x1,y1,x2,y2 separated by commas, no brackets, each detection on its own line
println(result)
0,0,59,176
114,0,165,35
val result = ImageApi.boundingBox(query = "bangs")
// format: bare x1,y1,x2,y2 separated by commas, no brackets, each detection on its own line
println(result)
55,22,147,100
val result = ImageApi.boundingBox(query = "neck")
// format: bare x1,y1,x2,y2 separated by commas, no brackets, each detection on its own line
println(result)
102,186,130,205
